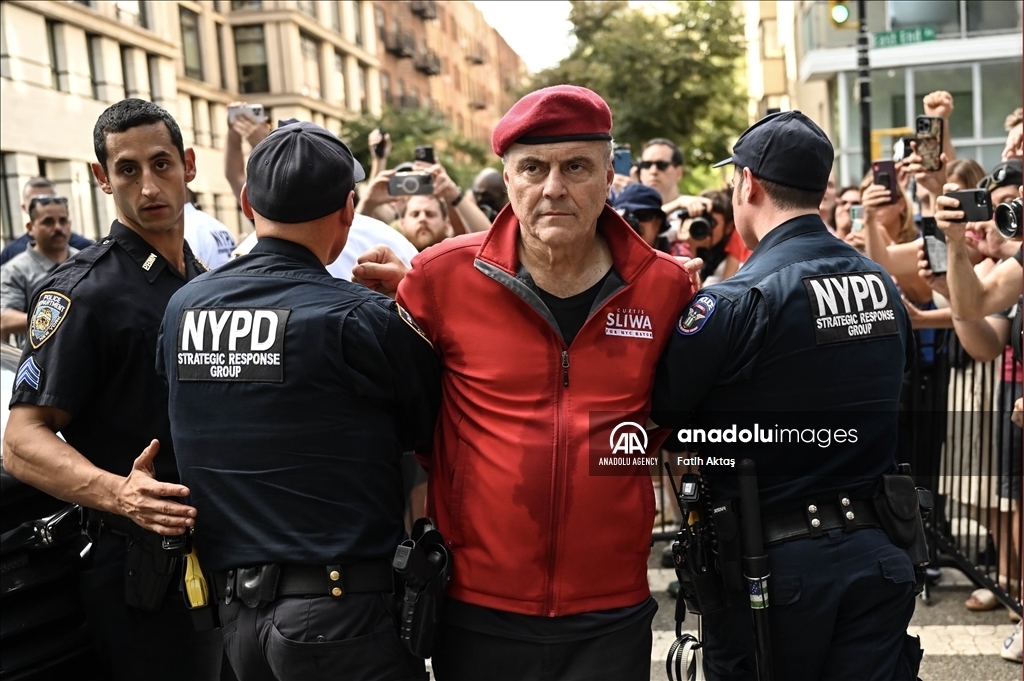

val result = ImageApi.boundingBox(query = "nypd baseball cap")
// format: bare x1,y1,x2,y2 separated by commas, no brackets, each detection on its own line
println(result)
246,121,365,223
712,111,834,192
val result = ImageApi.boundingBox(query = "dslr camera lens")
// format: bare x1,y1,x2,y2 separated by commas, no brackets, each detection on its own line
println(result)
995,198,1023,239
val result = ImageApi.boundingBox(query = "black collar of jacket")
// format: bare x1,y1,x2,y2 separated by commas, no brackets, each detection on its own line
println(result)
748,213,829,259
110,220,198,283
250,236,329,272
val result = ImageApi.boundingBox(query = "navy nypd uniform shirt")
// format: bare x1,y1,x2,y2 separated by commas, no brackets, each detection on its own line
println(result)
10,220,207,484
156,237,441,572
651,215,915,515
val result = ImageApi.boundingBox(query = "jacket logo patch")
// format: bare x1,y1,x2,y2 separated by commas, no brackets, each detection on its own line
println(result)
606,308,653,339
677,294,716,336
802,272,899,345
16,356,41,390
176,307,290,382
30,291,71,348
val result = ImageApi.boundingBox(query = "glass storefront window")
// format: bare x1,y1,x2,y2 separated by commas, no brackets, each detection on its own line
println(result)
913,66,973,139
889,1,960,35
967,0,1023,34
981,61,1023,138
979,144,1007,173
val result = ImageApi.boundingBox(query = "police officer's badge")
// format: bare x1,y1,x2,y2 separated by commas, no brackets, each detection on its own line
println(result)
677,293,717,336
395,303,433,349
29,291,71,348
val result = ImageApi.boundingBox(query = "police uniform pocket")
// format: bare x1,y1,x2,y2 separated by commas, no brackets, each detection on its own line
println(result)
264,623,425,681
879,554,916,585
769,575,802,607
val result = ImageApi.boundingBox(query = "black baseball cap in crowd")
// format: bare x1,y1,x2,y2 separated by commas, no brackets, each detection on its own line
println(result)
979,159,1022,192
712,111,834,192
245,121,365,223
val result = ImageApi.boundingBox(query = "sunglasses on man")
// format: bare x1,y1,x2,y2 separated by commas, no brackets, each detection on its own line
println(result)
637,160,678,172
29,195,69,210
978,164,1017,190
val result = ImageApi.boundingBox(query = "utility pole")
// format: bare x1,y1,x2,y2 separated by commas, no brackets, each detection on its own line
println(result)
857,0,871,176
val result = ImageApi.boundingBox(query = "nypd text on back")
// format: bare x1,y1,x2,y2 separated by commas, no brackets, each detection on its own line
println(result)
176,307,290,381
801,271,899,345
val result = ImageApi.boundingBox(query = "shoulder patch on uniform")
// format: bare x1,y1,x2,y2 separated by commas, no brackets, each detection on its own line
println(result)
15,356,41,391
677,293,717,336
395,303,433,349
802,271,900,345
29,291,72,349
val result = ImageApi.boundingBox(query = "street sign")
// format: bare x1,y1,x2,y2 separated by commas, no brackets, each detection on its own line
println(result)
873,26,937,49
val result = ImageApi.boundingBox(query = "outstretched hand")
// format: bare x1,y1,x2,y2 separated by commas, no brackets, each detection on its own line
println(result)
115,439,196,535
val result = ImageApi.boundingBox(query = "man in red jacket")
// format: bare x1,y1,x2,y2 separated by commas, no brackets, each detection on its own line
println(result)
355,85,696,680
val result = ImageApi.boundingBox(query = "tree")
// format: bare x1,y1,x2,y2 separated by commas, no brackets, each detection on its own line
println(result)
343,107,494,190
531,1,746,194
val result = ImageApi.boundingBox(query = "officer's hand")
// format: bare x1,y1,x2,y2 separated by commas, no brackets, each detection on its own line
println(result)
674,256,704,291
934,183,967,240
353,245,408,298
116,439,196,536
1011,397,1023,429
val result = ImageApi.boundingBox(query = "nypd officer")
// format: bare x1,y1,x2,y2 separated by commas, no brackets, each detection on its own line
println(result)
3,99,222,679
651,112,921,680
156,121,440,681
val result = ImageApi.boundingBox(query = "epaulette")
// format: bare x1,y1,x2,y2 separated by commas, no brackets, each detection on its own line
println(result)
46,237,116,294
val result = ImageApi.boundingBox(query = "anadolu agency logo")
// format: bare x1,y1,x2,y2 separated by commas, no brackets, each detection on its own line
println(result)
589,419,659,475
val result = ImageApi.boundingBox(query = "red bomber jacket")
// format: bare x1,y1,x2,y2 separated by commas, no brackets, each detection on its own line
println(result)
397,204,695,617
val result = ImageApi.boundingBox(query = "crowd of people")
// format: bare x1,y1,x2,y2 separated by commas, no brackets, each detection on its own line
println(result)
0,78,1020,681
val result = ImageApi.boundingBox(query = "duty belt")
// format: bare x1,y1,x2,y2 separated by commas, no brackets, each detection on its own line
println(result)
83,509,150,540
762,498,879,545
213,560,395,603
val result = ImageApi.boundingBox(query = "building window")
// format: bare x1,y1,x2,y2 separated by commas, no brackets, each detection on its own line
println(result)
46,21,65,91
0,153,15,244
376,7,386,41
888,0,960,35
357,64,367,111
967,0,1023,34
147,54,163,101
329,1,341,32
231,0,262,9
115,0,147,29
86,34,102,100
353,1,364,46
217,23,229,89
234,25,269,93
299,32,321,98
759,19,782,59
333,50,347,107
381,71,391,106
180,7,203,80
296,1,316,19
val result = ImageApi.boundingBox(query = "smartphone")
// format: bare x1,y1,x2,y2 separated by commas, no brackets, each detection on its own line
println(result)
850,205,864,231
944,189,993,222
373,128,388,158
228,104,265,124
389,172,434,196
414,145,435,165
613,148,633,176
892,136,916,163
915,116,943,172
872,160,899,205
921,217,947,275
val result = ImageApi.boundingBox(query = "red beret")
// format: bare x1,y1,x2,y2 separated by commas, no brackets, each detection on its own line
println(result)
491,85,613,157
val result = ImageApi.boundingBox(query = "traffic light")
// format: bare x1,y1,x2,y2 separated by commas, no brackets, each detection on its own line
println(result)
829,1,854,29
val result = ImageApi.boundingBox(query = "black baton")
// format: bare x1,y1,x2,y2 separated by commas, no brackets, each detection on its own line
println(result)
738,458,774,681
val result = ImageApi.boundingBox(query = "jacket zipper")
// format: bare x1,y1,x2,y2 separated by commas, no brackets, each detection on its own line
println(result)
547,344,569,616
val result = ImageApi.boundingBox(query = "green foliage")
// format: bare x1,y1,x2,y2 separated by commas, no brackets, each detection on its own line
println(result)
530,0,746,194
343,107,494,189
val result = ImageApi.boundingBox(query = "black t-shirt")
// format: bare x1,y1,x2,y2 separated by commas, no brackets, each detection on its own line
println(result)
536,269,612,346
9,220,207,483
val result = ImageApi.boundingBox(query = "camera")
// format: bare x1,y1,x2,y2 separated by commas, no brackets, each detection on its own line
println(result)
680,208,713,241
617,209,642,235
995,198,1022,239
389,173,434,196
